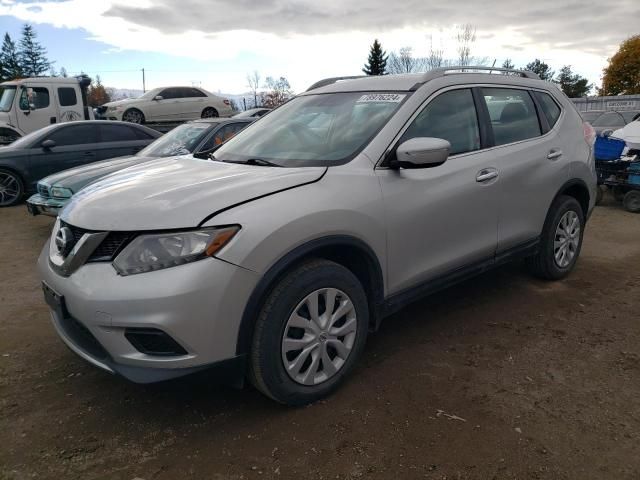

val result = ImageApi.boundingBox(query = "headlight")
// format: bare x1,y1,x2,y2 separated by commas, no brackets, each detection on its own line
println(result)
50,186,73,198
112,226,239,276
107,106,123,112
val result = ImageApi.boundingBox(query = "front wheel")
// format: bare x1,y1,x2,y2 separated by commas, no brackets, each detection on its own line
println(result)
122,108,145,124
0,169,24,207
249,259,369,405
526,195,585,280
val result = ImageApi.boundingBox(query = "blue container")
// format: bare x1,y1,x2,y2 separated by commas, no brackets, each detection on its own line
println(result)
594,136,626,161
629,162,640,186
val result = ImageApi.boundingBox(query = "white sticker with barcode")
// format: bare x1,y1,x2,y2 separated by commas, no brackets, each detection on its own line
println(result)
356,93,406,103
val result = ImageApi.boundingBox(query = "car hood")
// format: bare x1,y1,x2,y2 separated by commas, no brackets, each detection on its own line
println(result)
61,156,326,231
43,155,158,191
102,98,139,108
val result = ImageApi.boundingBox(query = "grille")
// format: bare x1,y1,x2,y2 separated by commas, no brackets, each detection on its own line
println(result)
60,221,132,263
38,184,50,198
59,315,109,360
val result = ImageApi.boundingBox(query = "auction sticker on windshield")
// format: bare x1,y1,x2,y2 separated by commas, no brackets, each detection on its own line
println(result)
356,93,406,103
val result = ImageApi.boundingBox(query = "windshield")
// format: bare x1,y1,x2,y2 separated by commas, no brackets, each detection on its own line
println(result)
137,88,161,100
593,112,624,127
214,92,409,167
0,86,17,112
137,122,213,157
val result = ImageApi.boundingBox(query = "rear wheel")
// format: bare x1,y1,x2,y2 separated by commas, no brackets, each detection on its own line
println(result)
249,259,368,405
201,107,219,118
623,190,640,213
122,108,145,124
526,195,584,280
0,169,24,207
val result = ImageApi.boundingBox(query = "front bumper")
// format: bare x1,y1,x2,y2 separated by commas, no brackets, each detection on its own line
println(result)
26,193,68,217
38,241,260,383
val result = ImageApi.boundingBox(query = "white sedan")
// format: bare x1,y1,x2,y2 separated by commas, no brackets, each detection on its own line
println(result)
100,87,233,123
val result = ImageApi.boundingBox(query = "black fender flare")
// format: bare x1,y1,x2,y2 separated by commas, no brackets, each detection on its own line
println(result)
235,235,385,356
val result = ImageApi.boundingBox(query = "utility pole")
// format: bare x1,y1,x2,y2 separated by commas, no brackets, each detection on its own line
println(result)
142,68,146,93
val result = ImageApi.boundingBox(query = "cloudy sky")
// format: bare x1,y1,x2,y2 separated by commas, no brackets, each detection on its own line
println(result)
0,0,637,95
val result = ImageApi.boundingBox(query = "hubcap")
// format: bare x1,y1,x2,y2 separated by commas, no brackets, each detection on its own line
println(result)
281,288,357,386
202,108,218,118
554,210,580,268
124,110,142,123
0,172,20,206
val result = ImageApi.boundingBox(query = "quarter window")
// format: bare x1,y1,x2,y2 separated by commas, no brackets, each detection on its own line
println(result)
482,88,541,146
534,91,562,128
400,89,480,155
19,87,50,110
58,87,77,107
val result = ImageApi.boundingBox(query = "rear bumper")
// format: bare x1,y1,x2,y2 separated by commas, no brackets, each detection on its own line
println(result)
26,193,67,217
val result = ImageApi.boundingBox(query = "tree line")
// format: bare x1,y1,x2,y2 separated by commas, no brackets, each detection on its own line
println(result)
362,32,640,97
0,24,57,81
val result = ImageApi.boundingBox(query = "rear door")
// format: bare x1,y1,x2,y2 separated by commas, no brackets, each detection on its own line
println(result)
178,88,207,119
27,123,100,181
479,87,569,252
97,124,152,159
377,87,500,294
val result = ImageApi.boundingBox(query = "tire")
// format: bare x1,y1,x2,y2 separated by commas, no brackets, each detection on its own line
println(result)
623,190,640,213
122,108,145,124
249,259,369,405
526,195,585,280
0,168,24,207
595,186,604,205
201,107,219,118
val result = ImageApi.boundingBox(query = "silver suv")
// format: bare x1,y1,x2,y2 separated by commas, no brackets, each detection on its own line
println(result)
38,67,597,405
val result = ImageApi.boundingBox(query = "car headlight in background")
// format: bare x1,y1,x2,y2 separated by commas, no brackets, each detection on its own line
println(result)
50,186,73,198
112,226,240,276
107,106,123,112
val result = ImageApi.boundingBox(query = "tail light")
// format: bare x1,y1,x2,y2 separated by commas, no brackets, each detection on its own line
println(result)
223,99,230,106
583,121,596,146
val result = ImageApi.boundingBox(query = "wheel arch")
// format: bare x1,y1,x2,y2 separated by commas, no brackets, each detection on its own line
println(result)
553,178,591,218
235,235,385,356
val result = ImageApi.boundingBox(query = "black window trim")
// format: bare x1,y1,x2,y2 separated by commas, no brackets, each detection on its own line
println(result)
379,86,483,168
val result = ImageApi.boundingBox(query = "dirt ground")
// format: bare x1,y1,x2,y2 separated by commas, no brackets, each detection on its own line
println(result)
1,196,639,480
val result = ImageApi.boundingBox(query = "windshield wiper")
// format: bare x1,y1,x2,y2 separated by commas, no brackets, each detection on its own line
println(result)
223,158,282,167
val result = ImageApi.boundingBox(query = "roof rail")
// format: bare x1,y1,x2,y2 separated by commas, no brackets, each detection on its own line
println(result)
305,76,367,92
410,66,539,89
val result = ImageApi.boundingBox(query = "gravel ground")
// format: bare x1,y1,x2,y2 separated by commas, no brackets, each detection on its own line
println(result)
1,196,639,480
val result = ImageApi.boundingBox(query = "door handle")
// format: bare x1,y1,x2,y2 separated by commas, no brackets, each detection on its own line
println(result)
547,149,563,160
476,169,499,183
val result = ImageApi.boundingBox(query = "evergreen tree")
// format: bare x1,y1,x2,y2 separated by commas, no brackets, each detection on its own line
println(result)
501,58,514,69
18,24,51,77
362,39,387,76
525,59,554,81
1,33,23,80
555,66,591,98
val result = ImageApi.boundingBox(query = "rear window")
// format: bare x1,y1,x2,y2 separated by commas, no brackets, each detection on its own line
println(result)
58,87,77,107
534,92,562,128
482,88,541,146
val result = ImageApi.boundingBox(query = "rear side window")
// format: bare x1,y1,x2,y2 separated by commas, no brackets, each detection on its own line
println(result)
46,124,99,146
400,89,480,155
183,88,206,98
534,92,562,128
132,127,155,140
200,123,246,151
58,87,77,107
482,88,541,146
100,124,139,142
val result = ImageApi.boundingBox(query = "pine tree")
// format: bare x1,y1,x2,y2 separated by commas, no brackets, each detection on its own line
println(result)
525,59,554,81
362,39,387,76
502,58,514,70
18,24,51,77
555,66,591,98
1,33,23,80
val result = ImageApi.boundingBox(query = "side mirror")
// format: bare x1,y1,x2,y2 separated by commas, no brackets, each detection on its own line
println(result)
41,139,56,150
392,137,451,169
193,150,210,160
153,95,163,101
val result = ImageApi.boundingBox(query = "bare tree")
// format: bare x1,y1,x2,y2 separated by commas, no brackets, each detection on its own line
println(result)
387,47,425,74
246,70,261,109
262,76,292,108
456,24,476,67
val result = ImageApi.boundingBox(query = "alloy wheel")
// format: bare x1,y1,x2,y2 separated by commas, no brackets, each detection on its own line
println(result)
553,210,581,268
281,288,357,386
0,171,20,206
123,110,143,123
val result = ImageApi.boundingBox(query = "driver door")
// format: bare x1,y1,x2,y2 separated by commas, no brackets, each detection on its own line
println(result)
16,85,58,134
376,88,500,295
